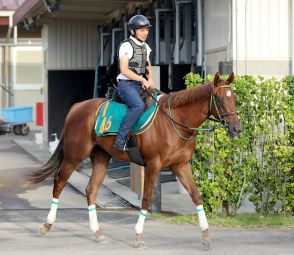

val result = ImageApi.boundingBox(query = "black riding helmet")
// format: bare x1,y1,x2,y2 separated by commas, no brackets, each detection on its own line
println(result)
128,15,151,30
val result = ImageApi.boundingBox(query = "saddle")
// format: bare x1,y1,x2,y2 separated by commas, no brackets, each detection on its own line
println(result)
96,87,164,166
106,86,151,105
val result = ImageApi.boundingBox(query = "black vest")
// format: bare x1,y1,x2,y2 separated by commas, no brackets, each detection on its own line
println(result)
118,38,147,75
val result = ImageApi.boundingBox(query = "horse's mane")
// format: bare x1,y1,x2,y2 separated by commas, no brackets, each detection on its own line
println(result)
161,82,213,108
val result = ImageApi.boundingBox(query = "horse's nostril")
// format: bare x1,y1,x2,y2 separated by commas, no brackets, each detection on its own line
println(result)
233,126,241,134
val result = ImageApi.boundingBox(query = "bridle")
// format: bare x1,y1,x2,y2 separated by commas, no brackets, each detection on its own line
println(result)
145,84,238,141
208,84,238,129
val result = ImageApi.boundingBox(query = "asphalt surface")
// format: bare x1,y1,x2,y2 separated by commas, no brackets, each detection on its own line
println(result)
0,133,293,255
1,208,293,255
0,135,87,210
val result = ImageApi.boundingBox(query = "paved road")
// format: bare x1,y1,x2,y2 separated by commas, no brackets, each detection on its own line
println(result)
1,208,293,255
0,134,293,255
0,135,87,210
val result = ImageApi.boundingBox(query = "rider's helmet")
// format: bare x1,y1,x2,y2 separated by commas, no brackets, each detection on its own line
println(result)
128,15,151,30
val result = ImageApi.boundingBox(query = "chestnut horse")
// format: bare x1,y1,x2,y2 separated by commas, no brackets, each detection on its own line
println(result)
27,72,241,249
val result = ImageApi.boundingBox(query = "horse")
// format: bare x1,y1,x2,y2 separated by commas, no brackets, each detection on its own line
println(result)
27,72,241,249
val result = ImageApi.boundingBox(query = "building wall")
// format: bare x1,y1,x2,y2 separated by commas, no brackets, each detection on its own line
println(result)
42,20,99,140
204,0,291,76
0,46,13,108
0,47,3,108
232,0,290,76
12,46,43,130
204,0,231,74
47,19,99,70
233,0,290,60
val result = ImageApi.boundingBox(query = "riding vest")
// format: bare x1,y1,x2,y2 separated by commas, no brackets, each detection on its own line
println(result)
118,39,147,75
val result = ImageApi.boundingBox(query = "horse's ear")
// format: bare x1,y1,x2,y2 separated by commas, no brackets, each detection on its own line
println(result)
214,72,221,87
226,72,235,85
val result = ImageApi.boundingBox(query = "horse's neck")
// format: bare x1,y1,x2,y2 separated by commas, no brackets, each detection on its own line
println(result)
173,95,210,129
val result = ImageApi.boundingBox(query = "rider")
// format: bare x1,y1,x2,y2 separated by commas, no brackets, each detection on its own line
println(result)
114,15,154,151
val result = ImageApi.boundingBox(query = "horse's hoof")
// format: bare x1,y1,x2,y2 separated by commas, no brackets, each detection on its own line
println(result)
95,230,108,243
40,223,52,235
96,235,108,243
201,238,212,250
134,241,147,249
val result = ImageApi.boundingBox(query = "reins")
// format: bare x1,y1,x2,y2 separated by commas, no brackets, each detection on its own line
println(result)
145,84,237,141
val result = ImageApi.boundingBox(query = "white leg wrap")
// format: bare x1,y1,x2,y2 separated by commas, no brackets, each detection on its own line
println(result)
47,198,59,224
135,210,147,234
88,205,99,233
197,205,209,231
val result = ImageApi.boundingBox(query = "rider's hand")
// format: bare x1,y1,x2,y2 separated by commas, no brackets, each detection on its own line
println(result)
148,78,155,91
141,78,151,90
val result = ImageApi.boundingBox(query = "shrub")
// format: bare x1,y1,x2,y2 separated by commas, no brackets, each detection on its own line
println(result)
185,73,293,216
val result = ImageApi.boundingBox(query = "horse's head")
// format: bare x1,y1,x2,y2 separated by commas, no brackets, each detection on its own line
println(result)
211,72,241,139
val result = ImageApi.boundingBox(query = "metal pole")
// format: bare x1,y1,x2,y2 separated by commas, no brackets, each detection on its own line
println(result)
175,0,192,64
111,28,122,63
124,22,128,40
197,0,202,67
99,31,110,66
5,46,9,107
245,0,249,74
292,0,294,74
13,26,17,45
155,9,160,65
99,27,104,66
155,9,172,65
164,13,171,63
184,4,192,63
175,2,180,64
0,47,2,108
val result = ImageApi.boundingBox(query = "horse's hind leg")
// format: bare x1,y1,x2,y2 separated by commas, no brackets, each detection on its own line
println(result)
171,162,211,248
85,147,111,242
40,160,78,235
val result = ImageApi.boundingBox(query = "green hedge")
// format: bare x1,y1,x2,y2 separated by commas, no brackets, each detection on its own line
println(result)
184,73,294,216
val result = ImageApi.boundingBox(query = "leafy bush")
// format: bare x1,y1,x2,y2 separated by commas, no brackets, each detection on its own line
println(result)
185,73,294,216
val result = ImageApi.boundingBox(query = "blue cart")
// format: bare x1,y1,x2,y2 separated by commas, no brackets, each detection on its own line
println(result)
0,106,33,135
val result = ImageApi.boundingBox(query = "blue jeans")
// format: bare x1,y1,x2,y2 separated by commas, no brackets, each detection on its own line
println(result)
116,80,145,142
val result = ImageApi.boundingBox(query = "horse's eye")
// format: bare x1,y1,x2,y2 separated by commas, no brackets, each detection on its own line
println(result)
217,97,222,103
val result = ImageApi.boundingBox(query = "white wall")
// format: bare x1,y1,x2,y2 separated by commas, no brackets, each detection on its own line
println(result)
12,46,43,131
47,19,99,70
204,0,231,74
204,0,231,52
0,47,2,108
232,0,291,76
233,0,290,60
203,0,291,76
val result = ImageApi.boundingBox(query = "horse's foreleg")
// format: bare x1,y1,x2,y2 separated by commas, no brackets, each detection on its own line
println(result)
172,162,211,248
40,160,77,235
134,165,159,249
86,147,111,242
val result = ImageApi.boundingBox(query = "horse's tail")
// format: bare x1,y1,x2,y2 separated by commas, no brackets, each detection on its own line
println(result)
26,136,64,184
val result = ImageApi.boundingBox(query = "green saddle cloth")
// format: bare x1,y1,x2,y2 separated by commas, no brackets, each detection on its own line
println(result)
95,97,158,136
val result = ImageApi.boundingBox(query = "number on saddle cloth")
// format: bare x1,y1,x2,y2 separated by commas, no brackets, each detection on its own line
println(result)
95,92,160,137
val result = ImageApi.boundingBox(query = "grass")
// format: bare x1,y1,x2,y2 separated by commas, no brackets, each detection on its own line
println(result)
150,213,294,228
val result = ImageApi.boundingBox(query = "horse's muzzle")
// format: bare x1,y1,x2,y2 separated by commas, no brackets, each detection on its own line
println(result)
227,121,242,139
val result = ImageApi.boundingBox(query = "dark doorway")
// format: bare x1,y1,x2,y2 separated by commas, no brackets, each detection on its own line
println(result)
48,70,95,140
